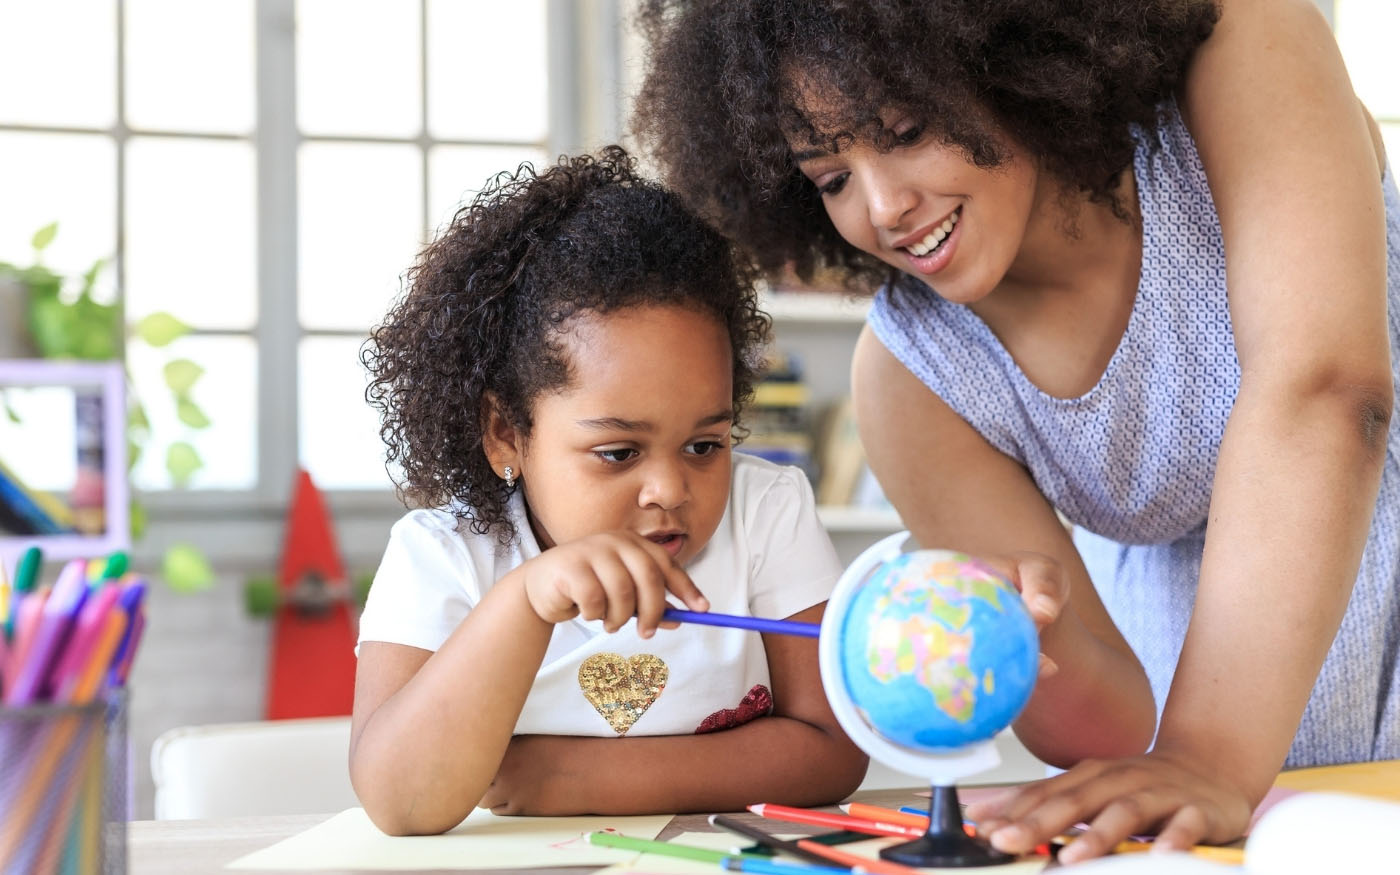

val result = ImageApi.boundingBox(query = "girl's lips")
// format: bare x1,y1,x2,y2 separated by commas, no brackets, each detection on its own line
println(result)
648,533,686,558
902,212,962,276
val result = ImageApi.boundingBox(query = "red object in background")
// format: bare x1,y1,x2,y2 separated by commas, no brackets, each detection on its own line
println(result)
264,469,358,720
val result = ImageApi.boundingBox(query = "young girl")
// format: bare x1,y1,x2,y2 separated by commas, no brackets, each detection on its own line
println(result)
351,147,867,835
633,0,1397,863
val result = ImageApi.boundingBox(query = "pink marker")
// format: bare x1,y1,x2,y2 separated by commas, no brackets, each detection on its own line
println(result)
46,582,123,700
3,560,88,706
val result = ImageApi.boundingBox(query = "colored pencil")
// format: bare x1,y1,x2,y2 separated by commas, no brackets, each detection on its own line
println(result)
662,608,821,638
586,830,771,864
748,803,924,840
841,803,928,831
710,815,923,875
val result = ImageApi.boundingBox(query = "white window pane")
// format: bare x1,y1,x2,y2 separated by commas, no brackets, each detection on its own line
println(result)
125,137,257,329
427,0,548,142
1336,1,1400,118
0,133,116,295
299,142,422,332
0,386,78,492
297,0,421,138
125,0,254,134
299,335,396,490
128,335,257,490
428,144,549,233
0,2,116,128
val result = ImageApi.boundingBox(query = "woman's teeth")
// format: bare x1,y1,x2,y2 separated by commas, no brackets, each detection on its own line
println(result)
907,208,960,257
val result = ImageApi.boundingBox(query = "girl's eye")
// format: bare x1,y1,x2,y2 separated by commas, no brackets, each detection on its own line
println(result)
596,448,637,464
686,440,724,457
818,173,849,196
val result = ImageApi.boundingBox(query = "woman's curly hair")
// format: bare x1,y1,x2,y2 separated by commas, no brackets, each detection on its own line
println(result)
631,0,1219,285
362,145,769,542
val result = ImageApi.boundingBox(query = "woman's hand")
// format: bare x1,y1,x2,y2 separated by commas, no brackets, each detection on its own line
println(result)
966,750,1254,863
975,551,1071,680
518,531,710,637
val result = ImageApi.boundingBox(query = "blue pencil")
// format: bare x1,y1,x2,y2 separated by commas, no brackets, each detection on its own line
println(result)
722,857,853,875
662,608,820,638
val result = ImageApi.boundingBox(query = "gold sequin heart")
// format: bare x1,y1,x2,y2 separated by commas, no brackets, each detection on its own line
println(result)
578,653,668,736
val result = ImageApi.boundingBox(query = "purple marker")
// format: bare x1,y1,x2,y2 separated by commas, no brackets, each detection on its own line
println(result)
4,559,89,706
661,608,821,638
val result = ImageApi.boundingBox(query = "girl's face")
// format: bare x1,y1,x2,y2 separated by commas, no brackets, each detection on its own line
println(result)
517,304,734,567
791,117,1041,304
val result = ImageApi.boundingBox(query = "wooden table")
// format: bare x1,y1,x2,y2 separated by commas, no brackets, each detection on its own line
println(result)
128,787,933,875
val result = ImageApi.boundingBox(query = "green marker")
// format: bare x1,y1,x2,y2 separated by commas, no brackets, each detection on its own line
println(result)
99,550,129,582
14,546,42,593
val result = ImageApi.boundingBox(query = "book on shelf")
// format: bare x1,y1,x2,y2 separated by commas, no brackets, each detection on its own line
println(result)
814,396,865,506
741,349,816,481
0,454,77,536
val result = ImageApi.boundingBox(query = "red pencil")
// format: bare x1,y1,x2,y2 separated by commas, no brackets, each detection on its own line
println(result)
748,803,925,840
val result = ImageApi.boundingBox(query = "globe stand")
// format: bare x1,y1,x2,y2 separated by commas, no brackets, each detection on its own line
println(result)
878,783,1012,868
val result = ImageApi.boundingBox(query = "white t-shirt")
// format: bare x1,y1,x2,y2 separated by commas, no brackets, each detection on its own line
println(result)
358,453,842,738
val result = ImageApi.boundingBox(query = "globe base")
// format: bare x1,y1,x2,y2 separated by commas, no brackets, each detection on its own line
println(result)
879,784,1014,868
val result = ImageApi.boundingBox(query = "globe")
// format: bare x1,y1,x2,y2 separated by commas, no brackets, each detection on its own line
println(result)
818,533,1041,867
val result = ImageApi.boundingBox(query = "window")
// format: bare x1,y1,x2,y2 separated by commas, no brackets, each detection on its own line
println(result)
0,1,622,555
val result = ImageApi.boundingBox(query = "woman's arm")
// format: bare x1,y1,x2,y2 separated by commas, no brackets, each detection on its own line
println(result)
1162,0,1389,825
349,569,554,835
477,602,869,815
971,0,1392,861
850,326,1157,764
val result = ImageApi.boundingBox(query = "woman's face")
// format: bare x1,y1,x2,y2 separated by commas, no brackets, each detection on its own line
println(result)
790,115,1041,304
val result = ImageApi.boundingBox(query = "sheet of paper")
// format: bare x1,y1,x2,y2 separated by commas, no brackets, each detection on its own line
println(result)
226,807,672,871
592,832,1048,875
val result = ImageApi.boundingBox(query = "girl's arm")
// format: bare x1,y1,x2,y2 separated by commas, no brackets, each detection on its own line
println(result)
972,0,1392,861
850,326,1158,764
349,569,553,835
476,602,870,815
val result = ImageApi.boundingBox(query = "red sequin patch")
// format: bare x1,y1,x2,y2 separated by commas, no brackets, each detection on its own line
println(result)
694,684,774,734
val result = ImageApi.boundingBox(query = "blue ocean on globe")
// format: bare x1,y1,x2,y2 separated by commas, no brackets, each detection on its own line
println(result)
838,551,1039,751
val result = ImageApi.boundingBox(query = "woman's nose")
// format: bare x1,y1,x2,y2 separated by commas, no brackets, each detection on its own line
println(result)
866,169,918,230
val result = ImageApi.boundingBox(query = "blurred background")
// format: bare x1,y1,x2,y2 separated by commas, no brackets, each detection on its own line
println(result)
0,0,1394,818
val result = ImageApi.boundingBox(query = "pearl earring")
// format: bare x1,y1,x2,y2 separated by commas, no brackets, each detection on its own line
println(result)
503,465,515,488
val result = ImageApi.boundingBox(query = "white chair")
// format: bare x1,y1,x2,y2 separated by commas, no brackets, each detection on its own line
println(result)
150,716,358,820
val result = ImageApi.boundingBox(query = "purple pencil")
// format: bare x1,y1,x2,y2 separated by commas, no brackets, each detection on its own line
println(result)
661,608,821,638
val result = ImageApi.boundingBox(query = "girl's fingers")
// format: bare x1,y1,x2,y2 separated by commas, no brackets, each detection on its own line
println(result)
589,551,638,633
618,548,670,638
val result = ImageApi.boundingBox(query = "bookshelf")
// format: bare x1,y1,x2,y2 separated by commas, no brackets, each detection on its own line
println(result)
758,291,904,563
0,359,130,571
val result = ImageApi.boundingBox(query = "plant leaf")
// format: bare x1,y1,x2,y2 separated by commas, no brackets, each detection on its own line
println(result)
176,397,211,428
165,441,204,487
162,358,204,394
128,499,147,540
31,222,58,252
134,312,191,348
162,543,214,593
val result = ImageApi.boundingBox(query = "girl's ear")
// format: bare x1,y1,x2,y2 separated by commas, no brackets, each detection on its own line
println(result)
481,392,524,478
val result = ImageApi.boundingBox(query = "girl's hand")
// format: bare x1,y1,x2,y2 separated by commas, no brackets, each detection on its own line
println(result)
966,751,1254,863
975,552,1070,679
518,531,710,637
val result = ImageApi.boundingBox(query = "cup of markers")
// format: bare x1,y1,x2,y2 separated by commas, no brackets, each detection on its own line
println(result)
0,549,148,875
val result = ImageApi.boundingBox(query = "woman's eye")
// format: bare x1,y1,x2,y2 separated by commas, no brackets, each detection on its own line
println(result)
596,448,637,463
686,440,724,457
895,123,923,145
818,173,849,196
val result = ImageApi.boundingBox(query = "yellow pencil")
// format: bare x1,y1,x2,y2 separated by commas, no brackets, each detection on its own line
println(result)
1059,834,1246,864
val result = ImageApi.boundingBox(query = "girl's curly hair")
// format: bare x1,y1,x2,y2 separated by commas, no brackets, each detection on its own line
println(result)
631,0,1219,285
362,145,769,542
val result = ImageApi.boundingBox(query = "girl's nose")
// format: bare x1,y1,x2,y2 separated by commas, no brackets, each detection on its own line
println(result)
638,462,689,510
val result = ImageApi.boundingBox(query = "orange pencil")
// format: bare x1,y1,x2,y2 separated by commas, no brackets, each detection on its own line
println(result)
842,802,931,831
749,803,925,839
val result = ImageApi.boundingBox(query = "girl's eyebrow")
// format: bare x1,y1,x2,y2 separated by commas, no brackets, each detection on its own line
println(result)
575,409,733,432
792,148,828,164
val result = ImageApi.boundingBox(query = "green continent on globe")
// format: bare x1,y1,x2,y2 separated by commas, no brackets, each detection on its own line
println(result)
865,558,1013,725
